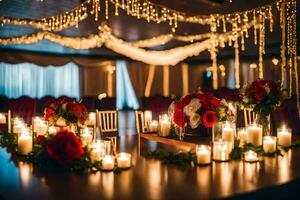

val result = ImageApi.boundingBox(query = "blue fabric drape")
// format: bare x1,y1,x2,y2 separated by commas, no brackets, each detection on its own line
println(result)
0,62,80,99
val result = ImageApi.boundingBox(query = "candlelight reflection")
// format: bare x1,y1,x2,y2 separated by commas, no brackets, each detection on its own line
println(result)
278,150,292,183
101,172,114,199
18,162,33,189
212,162,232,196
88,172,101,187
147,161,168,200
243,162,260,186
196,166,211,196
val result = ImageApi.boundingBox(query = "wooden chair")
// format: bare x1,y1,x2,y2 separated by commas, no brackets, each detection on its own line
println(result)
243,107,257,127
0,110,11,133
135,110,147,134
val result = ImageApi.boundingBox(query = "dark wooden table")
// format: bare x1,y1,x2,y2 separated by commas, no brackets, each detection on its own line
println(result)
1,133,300,200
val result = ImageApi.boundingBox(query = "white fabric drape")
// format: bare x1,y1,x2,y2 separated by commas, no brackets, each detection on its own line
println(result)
0,62,80,99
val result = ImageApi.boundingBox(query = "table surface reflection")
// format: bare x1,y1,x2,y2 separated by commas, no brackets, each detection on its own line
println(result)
0,133,300,200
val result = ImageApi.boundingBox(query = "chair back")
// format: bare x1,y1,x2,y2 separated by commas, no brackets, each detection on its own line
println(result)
135,110,147,133
243,107,257,127
96,110,118,133
9,96,36,124
0,110,11,133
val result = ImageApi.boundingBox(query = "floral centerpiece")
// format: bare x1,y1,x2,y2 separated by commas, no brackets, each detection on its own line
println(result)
240,79,283,134
169,91,234,137
44,99,88,128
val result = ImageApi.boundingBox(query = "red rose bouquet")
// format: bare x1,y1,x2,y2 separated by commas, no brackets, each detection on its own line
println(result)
44,98,88,127
240,80,283,133
169,91,234,128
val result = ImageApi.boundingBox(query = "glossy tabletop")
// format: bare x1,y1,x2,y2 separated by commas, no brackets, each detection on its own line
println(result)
0,132,300,200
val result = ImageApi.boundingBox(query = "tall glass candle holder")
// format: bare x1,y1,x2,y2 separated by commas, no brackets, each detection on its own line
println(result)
158,114,171,137
144,110,152,128
18,128,33,155
277,126,292,147
237,128,247,147
247,122,263,147
222,121,236,149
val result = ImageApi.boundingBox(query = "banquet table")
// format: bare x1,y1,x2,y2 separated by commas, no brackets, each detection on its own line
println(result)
0,133,300,200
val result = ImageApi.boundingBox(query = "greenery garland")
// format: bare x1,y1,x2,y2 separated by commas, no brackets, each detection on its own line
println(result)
0,132,122,174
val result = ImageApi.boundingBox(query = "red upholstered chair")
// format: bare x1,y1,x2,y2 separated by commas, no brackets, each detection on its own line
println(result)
8,96,37,124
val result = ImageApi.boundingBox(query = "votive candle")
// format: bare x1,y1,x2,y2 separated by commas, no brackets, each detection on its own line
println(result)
244,150,258,162
277,126,292,147
213,139,231,161
101,155,115,171
263,136,277,153
149,120,158,132
196,145,211,165
116,153,132,169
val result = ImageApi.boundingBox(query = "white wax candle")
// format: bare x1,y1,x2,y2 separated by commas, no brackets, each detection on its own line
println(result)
87,112,96,126
0,113,6,124
244,150,258,162
33,117,42,132
56,117,66,126
144,110,152,124
90,148,104,162
263,136,277,153
48,126,57,135
222,125,235,147
116,153,132,168
213,140,230,161
18,134,32,155
247,124,262,146
277,127,292,147
101,155,115,170
36,123,48,136
13,124,23,134
159,121,171,137
237,128,248,147
149,120,158,132
196,145,211,165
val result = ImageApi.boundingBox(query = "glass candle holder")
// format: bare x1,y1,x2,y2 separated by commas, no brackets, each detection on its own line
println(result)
221,121,236,149
18,128,33,155
48,126,58,135
116,152,132,169
0,113,6,124
244,150,259,162
86,112,96,126
196,145,211,165
213,139,231,161
89,140,106,162
277,126,292,147
263,136,277,153
144,110,152,125
237,128,247,147
149,120,158,132
247,123,263,147
101,155,115,171
158,114,171,137
81,127,93,146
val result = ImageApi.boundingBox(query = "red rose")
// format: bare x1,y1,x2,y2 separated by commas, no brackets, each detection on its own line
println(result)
253,86,267,102
67,102,88,123
46,130,85,164
36,135,46,144
210,97,221,108
44,107,55,121
173,107,187,127
266,80,278,92
202,111,218,128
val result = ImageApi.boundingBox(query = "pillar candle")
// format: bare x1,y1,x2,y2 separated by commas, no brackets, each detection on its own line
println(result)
116,153,132,168
158,115,171,137
18,132,32,155
101,155,115,170
263,136,277,153
0,113,6,124
247,123,262,146
222,122,235,148
196,145,211,165
144,110,152,124
277,126,292,147
244,150,258,162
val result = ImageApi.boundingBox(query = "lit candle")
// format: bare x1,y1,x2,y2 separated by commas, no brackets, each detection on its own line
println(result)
158,114,171,137
149,120,158,132
13,124,24,135
89,141,106,162
222,122,235,148
247,123,262,146
277,126,292,147
81,128,93,146
116,153,132,169
144,110,152,124
48,126,57,135
263,136,277,153
86,112,96,126
237,128,248,147
244,150,258,162
56,117,66,126
101,155,115,171
213,139,231,161
36,122,48,136
18,130,32,155
0,113,6,124
32,117,42,132
196,145,211,165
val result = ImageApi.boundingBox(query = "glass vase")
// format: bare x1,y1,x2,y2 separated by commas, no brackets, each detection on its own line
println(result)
256,114,271,136
175,125,185,141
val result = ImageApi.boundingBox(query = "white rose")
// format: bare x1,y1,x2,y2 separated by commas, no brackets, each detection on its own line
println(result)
189,113,201,129
264,84,270,94
183,98,201,116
